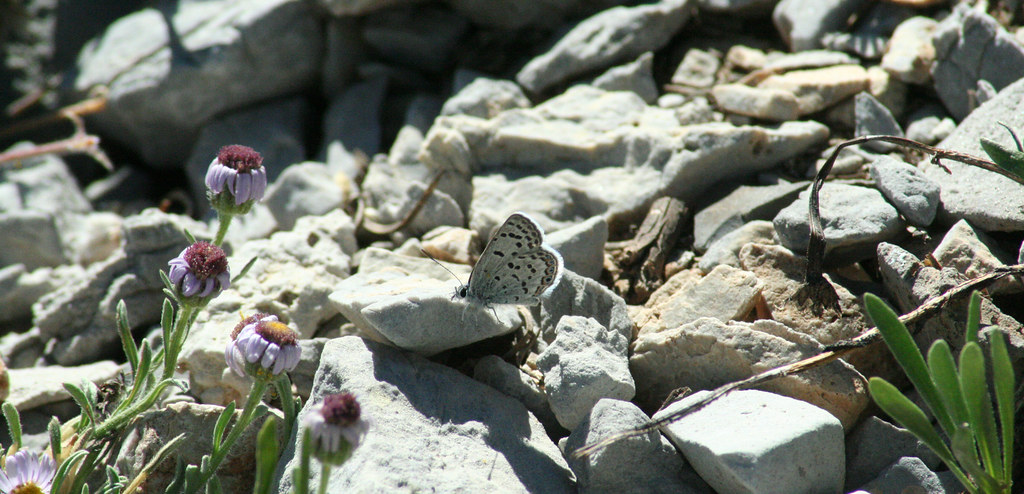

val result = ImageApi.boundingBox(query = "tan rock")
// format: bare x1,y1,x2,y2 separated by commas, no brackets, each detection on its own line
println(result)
758,65,869,115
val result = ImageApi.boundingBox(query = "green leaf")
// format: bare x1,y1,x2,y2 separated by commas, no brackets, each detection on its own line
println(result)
48,416,62,458
865,294,956,436
870,378,955,462
117,300,139,373
234,256,258,282
207,475,223,494
165,458,188,494
63,382,98,429
253,417,279,494
980,137,1024,180
212,401,237,453
927,341,970,427
959,343,1003,480
950,424,983,493
965,291,981,345
3,402,22,448
987,328,1016,482
184,229,197,244
50,450,90,494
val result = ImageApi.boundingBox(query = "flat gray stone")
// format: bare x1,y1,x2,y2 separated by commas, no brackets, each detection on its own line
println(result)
537,315,634,430
845,416,940,491
656,389,845,494
868,155,940,227
564,399,711,493
72,0,321,167
772,0,873,52
932,3,1024,120
0,211,67,269
545,216,608,281
855,92,903,152
440,77,531,119
697,220,776,272
329,249,518,355
854,456,958,494
920,75,1024,231
263,162,347,231
774,183,905,262
273,337,575,493
694,181,807,251
882,16,938,85
593,52,659,104
516,0,694,94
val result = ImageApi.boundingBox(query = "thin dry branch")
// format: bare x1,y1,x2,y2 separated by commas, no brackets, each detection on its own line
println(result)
571,264,1022,458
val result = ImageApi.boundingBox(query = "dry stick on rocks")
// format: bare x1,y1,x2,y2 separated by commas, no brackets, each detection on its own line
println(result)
574,134,1024,458
0,92,113,171
799,134,1024,317
354,169,447,236
572,265,1021,458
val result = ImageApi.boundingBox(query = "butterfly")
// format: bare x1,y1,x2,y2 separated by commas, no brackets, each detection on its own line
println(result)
455,212,564,308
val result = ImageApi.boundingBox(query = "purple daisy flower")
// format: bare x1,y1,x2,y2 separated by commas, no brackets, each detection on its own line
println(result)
167,241,230,299
206,145,267,206
0,450,56,494
225,313,301,379
303,393,370,465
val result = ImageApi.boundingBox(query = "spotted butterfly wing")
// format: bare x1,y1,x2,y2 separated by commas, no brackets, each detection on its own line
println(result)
459,212,563,306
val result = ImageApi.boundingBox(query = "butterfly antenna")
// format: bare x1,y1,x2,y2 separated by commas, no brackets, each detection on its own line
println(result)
420,248,465,285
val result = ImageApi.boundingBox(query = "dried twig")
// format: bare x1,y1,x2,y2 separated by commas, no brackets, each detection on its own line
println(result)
355,170,447,236
0,93,113,171
571,265,1022,458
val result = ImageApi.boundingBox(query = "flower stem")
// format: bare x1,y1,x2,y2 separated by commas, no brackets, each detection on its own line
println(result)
186,380,268,494
162,306,195,379
318,463,332,494
213,213,235,246
293,430,311,494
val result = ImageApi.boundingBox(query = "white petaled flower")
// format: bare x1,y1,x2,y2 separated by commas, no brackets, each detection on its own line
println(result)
167,241,230,299
225,313,301,380
205,144,267,212
303,393,370,465
0,450,56,494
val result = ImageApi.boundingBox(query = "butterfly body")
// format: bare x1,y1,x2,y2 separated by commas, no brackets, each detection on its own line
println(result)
456,212,563,307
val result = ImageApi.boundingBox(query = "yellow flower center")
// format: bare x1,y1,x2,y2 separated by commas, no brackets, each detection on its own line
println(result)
11,482,46,494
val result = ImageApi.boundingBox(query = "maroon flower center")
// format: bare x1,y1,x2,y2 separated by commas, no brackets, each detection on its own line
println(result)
321,393,361,426
217,145,263,173
254,320,298,346
232,312,272,339
184,241,228,281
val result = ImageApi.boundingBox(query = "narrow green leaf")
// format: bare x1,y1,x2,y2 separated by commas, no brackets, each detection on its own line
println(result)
950,424,983,493
987,328,1016,482
3,402,22,448
253,416,279,494
165,458,188,494
959,343,1003,480
233,256,258,282
207,475,223,494
865,294,956,435
965,291,981,345
927,341,970,426
116,300,139,373
869,377,955,464
981,137,1024,180
50,450,90,494
63,382,98,428
48,416,62,458
183,229,197,244
212,401,237,452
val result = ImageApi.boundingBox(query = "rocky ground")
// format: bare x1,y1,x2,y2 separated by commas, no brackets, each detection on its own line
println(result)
2,0,1024,492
